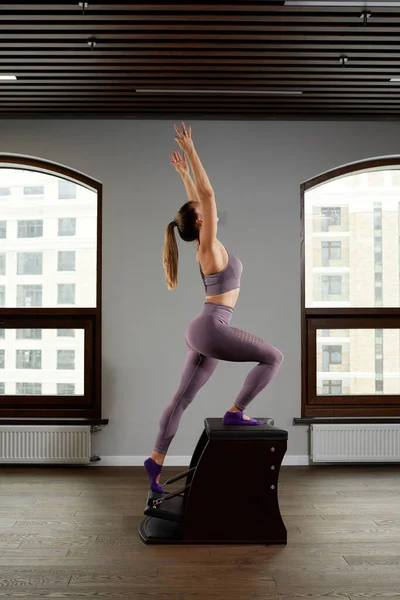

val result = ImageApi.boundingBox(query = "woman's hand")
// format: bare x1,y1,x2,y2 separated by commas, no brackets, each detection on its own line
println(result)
174,122,194,154
170,150,189,176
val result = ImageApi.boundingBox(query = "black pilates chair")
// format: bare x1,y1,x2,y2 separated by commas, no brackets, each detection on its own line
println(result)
139,417,288,544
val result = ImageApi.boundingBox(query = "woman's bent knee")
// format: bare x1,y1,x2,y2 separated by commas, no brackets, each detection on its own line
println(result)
262,344,283,365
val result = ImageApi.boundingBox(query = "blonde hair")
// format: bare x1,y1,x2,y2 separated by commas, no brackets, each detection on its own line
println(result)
163,221,179,290
162,201,199,290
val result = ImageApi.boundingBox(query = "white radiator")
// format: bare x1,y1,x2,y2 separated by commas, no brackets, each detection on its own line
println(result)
0,426,91,464
311,424,400,463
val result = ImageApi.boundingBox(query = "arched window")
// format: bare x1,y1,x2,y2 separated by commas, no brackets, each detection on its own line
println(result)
0,155,102,420
301,157,400,417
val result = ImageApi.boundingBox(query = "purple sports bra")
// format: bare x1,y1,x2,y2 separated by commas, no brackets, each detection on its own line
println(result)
199,248,243,295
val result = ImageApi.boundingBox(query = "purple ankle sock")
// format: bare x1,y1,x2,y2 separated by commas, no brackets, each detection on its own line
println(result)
144,457,165,493
223,411,265,426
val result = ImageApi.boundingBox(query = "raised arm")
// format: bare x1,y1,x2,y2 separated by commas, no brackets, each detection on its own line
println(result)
169,150,200,203
174,123,214,199
174,123,217,248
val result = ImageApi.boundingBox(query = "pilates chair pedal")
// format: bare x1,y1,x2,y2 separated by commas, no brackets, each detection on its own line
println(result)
144,490,186,523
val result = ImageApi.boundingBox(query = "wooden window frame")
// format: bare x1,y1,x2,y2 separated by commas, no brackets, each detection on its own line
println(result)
0,156,102,420
301,156,400,418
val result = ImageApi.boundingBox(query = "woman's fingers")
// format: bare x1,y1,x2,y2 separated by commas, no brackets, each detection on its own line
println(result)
174,122,191,138
174,124,183,136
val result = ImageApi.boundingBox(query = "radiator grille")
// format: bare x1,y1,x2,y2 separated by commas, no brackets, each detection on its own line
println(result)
311,424,400,463
0,426,91,464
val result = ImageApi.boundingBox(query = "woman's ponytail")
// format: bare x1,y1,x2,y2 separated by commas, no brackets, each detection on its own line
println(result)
163,221,179,290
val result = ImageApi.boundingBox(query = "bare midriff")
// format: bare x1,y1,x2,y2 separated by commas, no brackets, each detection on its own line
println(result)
205,288,240,310
196,239,240,310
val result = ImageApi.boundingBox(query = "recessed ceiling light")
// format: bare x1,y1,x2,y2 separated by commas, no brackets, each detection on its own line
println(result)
285,1,400,5
136,89,303,95
0,75,17,81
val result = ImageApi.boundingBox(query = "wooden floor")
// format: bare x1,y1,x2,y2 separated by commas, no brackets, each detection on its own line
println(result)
0,464,400,599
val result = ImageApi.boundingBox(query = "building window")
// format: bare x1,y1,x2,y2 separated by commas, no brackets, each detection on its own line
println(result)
58,218,76,236
57,283,75,305
321,207,341,231
17,285,42,307
17,252,43,275
57,383,75,395
0,383,4,394
57,329,75,337
0,187,11,197
16,382,42,395
57,350,75,370
0,350,4,369
0,221,6,239
58,180,77,199
17,220,43,238
0,286,5,307
23,186,44,196
16,349,42,369
322,275,342,298
322,345,342,371
321,241,341,266
16,329,42,340
58,251,76,272
0,253,6,276
322,380,342,395
0,329,4,339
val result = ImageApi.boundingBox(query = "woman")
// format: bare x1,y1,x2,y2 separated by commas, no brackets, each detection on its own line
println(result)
144,122,283,493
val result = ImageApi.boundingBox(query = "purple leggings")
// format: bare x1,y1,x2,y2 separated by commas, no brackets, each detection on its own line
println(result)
154,302,283,454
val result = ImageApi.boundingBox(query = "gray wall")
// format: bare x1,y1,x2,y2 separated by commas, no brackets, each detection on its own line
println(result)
1,119,399,463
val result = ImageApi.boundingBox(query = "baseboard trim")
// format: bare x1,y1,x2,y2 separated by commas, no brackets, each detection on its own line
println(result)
94,455,311,467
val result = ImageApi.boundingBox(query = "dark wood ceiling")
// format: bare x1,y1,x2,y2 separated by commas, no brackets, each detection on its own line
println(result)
1,1,400,119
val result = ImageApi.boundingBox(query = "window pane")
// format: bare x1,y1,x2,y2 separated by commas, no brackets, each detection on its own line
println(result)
305,169,400,308
58,180,77,199
58,218,76,236
16,329,42,340
57,383,75,395
0,253,6,275
16,382,42,395
0,168,97,307
17,220,43,238
57,350,75,370
17,285,42,307
57,251,76,272
57,329,75,337
57,283,75,304
24,186,44,196
16,350,42,369
317,328,400,395
0,329,84,395
17,253,43,275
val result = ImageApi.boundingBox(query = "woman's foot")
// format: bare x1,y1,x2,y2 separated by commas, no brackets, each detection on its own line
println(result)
144,457,165,494
223,410,265,426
